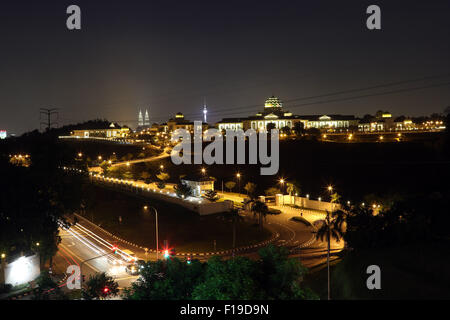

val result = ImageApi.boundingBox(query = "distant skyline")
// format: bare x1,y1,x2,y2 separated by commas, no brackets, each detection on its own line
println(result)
1,0,449,134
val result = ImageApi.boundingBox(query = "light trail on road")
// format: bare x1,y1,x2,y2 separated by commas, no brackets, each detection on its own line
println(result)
72,223,136,263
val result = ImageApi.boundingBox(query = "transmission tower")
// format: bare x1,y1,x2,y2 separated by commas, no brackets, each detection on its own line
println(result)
40,108,59,131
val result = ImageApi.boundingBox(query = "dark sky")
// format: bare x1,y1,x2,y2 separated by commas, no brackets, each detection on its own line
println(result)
1,0,449,134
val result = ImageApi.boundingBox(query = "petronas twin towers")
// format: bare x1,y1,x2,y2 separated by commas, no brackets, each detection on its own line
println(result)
138,109,150,127
138,101,209,128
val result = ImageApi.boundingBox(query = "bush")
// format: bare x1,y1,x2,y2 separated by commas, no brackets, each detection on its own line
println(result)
174,181,193,198
203,190,219,202
0,284,12,294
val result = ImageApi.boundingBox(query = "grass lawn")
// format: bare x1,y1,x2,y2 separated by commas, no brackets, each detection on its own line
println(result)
83,186,272,253
302,241,450,299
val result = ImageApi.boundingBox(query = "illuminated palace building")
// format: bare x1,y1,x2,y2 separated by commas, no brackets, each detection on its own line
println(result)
216,96,357,132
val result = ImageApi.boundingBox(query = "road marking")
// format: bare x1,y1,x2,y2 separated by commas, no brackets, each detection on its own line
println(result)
60,243,101,273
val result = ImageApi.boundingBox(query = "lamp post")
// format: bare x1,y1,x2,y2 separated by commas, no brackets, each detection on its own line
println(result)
326,184,334,301
79,249,116,299
279,179,285,205
0,253,6,285
236,173,241,195
144,205,159,261
327,185,334,207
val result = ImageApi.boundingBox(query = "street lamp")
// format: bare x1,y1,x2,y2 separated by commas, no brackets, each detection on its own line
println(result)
236,173,241,194
279,178,285,205
78,153,82,158
98,156,102,161
79,249,117,299
201,168,206,176
145,205,159,261
160,164,164,170
327,185,335,213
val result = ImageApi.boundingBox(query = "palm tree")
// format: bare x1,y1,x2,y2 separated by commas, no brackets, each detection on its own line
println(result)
315,210,344,300
251,200,269,231
222,208,243,250
244,182,257,197
286,181,300,196
225,181,236,192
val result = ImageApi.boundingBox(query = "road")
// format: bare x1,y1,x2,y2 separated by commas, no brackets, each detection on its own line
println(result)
213,192,344,267
52,220,142,298
49,177,343,299
110,151,170,168
89,150,170,175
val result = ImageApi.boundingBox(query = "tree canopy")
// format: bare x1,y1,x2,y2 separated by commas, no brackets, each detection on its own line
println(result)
124,245,318,300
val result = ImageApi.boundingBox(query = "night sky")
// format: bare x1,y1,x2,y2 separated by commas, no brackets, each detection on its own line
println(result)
1,0,449,134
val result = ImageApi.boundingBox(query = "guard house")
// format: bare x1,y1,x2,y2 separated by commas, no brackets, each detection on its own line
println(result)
180,174,214,197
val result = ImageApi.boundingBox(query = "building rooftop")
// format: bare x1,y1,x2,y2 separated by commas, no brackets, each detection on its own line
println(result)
73,122,127,130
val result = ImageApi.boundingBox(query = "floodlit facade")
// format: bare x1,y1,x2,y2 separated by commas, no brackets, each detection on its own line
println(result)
71,122,130,138
163,113,208,133
181,174,215,197
217,96,306,131
302,114,358,130
216,96,355,132
1,253,40,287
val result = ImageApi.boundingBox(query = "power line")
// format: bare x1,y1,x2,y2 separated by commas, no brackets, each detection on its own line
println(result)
125,72,450,120
56,72,450,125
191,72,450,117
287,81,450,111
125,80,450,121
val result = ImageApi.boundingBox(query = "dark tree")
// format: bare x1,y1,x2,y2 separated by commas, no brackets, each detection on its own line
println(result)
83,272,119,300
174,181,193,198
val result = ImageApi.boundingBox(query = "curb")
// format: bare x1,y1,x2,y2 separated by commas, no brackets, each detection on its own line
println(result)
74,212,280,258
